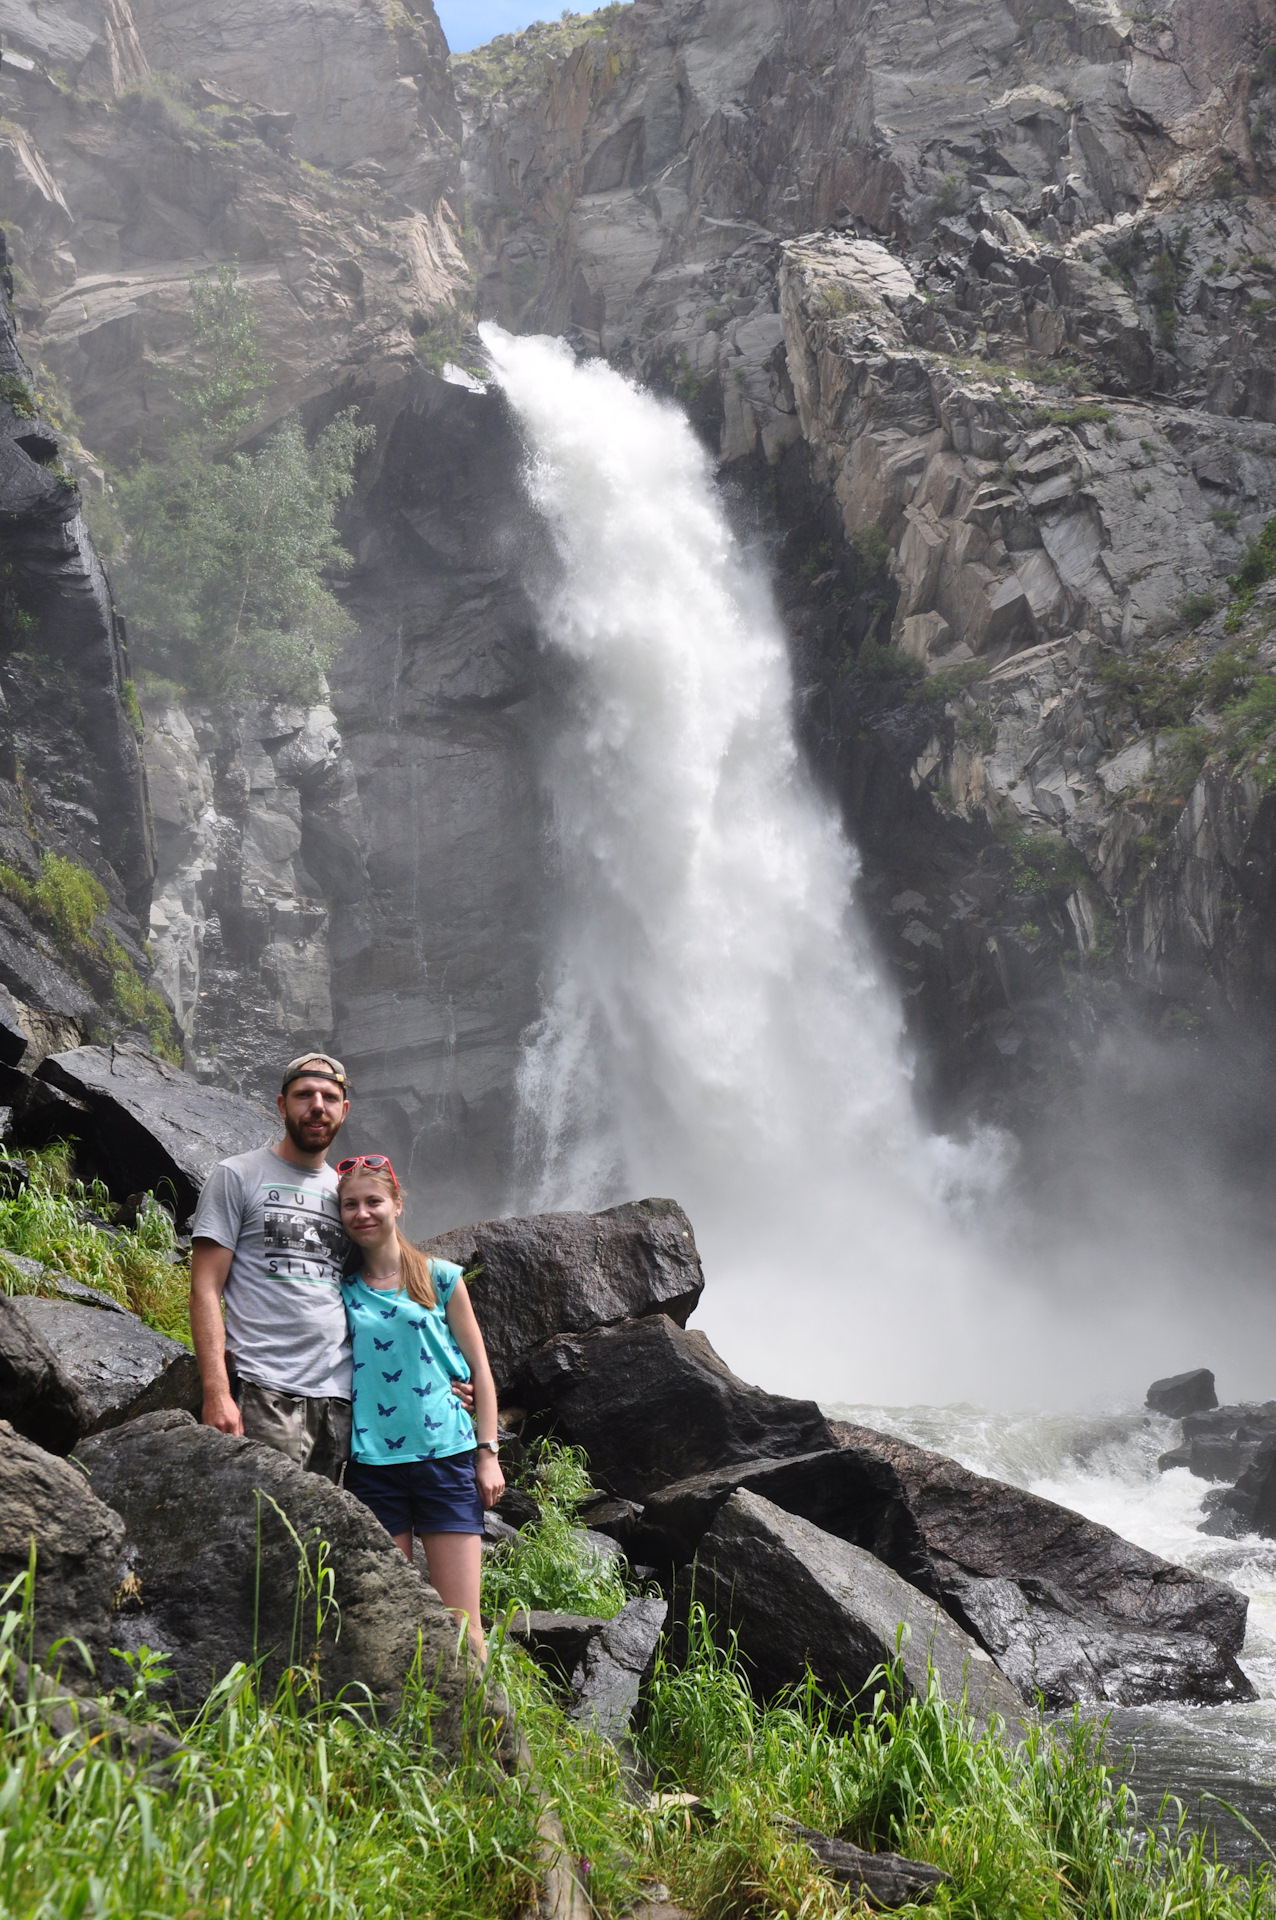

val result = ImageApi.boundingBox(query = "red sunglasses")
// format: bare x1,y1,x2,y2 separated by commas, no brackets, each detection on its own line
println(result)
335,1154,398,1184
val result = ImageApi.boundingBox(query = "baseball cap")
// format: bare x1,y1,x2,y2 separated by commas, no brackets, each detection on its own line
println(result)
280,1052,348,1093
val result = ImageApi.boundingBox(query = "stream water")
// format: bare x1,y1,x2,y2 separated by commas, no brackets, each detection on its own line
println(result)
481,324,1276,1863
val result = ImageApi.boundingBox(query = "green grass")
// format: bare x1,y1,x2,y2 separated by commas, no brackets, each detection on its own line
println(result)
0,1143,192,1343
482,1442,629,1618
4,1532,1274,1919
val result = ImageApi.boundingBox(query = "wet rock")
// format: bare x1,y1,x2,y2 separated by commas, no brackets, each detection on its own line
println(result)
424,1198,704,1393
524,1315,834,1500
509,1609,607,1683
832,1421,1254,1708
1147,1370,1218,1417
567,1596,667,1743
77,1411,469,1720
630,1444,930,1588
778,1819,949,1908
0,1293,193,1453
692,1491,1024,1733
0,1419,125,1680
494,1485,540,1530
38,1042,276,1216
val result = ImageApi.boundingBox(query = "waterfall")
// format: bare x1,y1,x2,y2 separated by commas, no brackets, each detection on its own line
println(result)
480,325,1276,1406
481,324,1008,1394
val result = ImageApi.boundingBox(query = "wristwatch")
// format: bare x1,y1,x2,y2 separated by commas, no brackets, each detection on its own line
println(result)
476,1438,500,1454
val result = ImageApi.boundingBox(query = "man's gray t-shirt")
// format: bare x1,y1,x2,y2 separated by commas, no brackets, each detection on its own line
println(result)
192,1146,351,1399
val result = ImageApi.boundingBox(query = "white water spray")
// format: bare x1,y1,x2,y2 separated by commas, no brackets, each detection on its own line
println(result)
481,325,1276,1406
482,325,1014,1395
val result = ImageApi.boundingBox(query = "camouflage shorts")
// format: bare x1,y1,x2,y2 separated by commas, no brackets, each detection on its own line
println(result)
236,1380,352,1483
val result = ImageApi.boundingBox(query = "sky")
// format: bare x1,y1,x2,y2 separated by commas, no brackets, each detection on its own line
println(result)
436,1,610,53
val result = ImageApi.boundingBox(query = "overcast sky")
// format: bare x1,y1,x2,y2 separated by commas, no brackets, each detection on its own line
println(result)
436,1,610,53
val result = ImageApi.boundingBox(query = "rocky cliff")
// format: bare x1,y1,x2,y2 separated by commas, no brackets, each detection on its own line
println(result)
0,0,1271,1190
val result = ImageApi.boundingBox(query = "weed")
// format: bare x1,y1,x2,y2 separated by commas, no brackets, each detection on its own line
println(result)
1181,590,1217,629
851,525,892,578
911,659,992,705
1031,401,1113,428
120,676,145,741
482,1441,628,1618
956,707,997,754
0,372,35,419
1211,509,1240,533
0,1144,190,1342
1020,921,1043,940
414,305,486,378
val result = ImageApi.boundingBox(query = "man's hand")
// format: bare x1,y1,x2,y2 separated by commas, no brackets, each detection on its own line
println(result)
202,1387,244,1436
452,1378,476,1414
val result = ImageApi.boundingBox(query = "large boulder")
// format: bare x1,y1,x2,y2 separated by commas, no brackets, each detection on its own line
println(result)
77,1412,469,1722
524,1315,834,1500
567,1596,667,1742
0,1419,125,1680
38,1041,275,1216
831,1422,1254,1708
631,1445,931,1588
0,1292,195,1453
424,1198,704,1393
1147,1369,1218,1417
692,1491,1025,1734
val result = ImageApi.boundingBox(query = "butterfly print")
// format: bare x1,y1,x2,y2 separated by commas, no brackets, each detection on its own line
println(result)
382,1368,402,1383
377,1401,397,1418
374,1337,393,1351
385,1436,406,1451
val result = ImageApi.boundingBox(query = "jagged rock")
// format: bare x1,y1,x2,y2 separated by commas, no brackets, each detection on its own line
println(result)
77,1411,470,1719
831,1421,1254,1708
523,1315,834,1500
567,1596,667,1743
423,1198,704,1393
778,1819,949,1908
1160,1402,1276,1484
509,1609,607,1682
493,1485,540,1530
38,1041,276,1215
630,1445,930,1587
693,1491,1024,1733
0,1418,125,1680
0,1292,194,1453
1147,1369,1218,1417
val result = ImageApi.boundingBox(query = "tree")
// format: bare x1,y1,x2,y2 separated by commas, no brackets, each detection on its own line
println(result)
115,267,374,701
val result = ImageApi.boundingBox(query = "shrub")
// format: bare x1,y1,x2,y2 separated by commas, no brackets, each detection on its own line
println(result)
1181,590,1217,630
482,1441,629,1618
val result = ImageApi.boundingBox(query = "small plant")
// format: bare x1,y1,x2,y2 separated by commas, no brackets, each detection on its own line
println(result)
482,1440,629,1618
120,676,145,741
1180,590,1216,629
851,525,891,578
1031,402,1112,428
935,168,966,215
1210,508,1240,533
1019,922,1042,940
0,372,35,419
956,707,997,754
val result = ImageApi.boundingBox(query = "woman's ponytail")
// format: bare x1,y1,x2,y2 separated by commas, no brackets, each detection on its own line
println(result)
398,1230,438,1309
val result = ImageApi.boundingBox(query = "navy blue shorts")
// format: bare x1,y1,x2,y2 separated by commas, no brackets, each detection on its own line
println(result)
346,1451,484,1537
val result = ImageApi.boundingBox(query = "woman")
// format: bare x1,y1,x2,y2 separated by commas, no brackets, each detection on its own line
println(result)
336,1153,505,1658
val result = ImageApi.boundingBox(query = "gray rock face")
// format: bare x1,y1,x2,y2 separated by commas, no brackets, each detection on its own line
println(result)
567,1595,667,1742
39,1041,276,1216
0,1418,125,1679
524,1314,835,1500
1148,1369,1218,1418
694,1490,1024,1733
781,1821,949,1909
424,1197,704,1392
0,1292,190,1452
631,1446,931,1589
832,1420,1254,1707
77,1411,470,1719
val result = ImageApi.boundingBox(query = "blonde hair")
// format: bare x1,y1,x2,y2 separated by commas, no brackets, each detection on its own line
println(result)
337,1161,437,1309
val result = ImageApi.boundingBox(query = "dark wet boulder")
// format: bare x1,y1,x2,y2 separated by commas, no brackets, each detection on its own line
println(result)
77,1411,469,1721
691,1490,1024,1733
0,1292,195,1453
509,1609,608,1682
0,1418,125,1679
424,1198,704,1393
523,1314,834,1500
830,1421,1254,1708
630,1445,931,1587
567,1595,667,1742
1147,1369,1218,1417
38,1041,275,1216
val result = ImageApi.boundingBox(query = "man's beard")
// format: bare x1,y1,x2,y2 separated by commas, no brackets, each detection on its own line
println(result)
284,1111,343,1154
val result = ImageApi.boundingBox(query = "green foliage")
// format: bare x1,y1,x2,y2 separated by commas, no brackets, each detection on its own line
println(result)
843,634,924,703
452,4,632,97
1148,229,1190,346
935,168,966,214
115,268,375,702
414,306,486,378
1181,590,1217,629
911,659,992,705
0,372,35,419
481,1440,629,1618
956,706,997,754
1003,826,1089,894
1031,402,1113,429
0,851,180,1058
0,1144,190,1343
1227,511,1276,627
120,676,145,741
1211,509,1240,533
851,524,892,578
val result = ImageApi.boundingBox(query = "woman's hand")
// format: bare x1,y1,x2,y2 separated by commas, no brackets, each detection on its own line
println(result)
475,1448,506,1509
451,1378,476,1413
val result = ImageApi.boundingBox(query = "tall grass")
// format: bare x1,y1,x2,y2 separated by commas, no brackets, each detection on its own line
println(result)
637,1604,1276,1920
0,1143,191,1343
482,1441,629,1619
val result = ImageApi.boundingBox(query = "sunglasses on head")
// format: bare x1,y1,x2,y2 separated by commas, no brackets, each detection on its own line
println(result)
336,1154,398,1183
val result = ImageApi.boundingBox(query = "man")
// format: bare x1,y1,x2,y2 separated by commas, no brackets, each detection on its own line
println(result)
190,1053,355,1479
